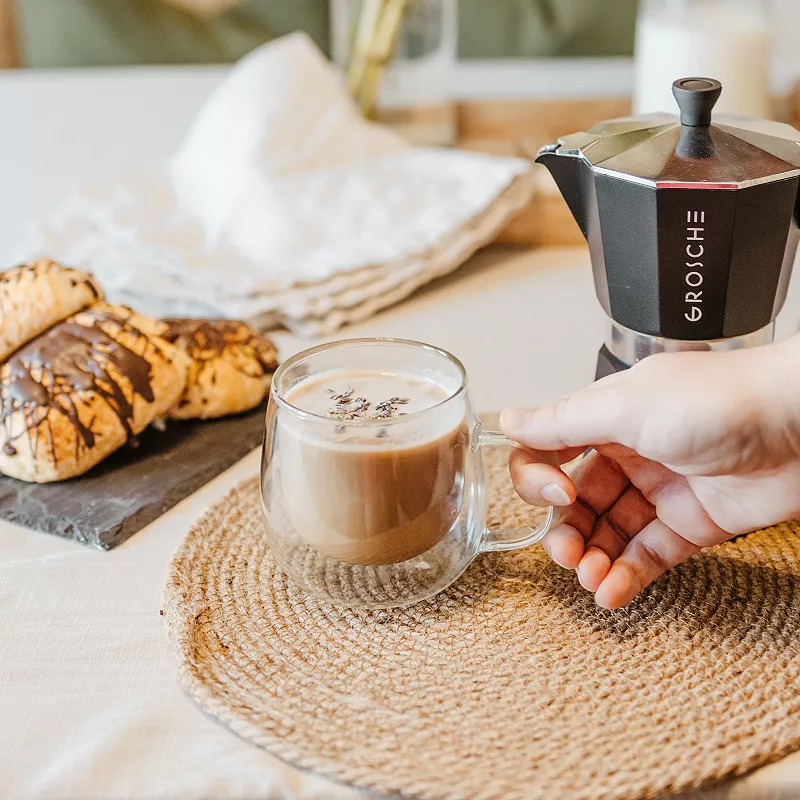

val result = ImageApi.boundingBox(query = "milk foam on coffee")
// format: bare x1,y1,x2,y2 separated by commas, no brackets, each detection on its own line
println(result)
280,369,467,565
286,369,453,419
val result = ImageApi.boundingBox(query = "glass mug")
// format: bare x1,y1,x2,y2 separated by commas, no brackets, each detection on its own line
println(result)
260,338,553,608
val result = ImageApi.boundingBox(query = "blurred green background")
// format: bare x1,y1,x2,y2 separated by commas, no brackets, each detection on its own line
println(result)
16,0,638,68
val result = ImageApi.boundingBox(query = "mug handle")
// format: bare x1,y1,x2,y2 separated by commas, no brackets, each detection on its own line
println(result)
475,424,555,553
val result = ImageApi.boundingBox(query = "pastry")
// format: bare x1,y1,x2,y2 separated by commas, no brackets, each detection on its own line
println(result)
0,260,103,361
159,318,278,420
0,303,189,482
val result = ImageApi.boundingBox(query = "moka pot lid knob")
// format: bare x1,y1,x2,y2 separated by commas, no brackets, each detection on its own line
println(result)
672,78,723,127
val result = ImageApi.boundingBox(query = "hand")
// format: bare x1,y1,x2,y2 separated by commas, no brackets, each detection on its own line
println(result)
500,336,800,610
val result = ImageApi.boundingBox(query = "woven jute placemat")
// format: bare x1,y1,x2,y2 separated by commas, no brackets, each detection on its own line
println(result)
164,421,800,800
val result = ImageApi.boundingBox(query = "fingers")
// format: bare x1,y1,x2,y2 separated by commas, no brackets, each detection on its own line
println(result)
576,485,657,592
593,518,701,610
575,548,612,593
510,448,638,576
605,445,731,546
513,445,587,466
508,448,576,507
500,374,637,451
568,448,630,518
505,426,704,610
508,446,631,514
540,523,586,570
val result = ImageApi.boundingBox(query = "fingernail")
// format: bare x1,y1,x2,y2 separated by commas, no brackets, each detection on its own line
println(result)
576,567,593,592
499,408,528,433
541,483,571,506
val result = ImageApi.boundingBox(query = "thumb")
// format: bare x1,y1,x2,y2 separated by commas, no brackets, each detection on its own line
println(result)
500,376,636,452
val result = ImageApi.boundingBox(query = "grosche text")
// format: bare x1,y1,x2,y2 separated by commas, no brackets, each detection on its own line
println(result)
684,211,706,322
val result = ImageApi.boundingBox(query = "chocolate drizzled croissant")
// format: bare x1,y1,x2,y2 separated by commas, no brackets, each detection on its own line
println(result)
159,318,278,420
0,304,188,483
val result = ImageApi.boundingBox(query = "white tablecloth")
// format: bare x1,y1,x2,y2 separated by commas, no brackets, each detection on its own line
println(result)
2,66,800,800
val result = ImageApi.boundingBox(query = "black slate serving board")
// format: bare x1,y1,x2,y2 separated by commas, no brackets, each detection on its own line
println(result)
0,406,266,550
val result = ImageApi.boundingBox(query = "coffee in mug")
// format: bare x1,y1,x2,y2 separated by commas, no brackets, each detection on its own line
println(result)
279,369,468,565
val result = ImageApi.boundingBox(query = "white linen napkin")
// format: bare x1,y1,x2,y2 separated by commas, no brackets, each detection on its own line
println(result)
12,32,535,335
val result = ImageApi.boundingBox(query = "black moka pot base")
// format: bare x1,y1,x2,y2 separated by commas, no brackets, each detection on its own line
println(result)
596,344,630,380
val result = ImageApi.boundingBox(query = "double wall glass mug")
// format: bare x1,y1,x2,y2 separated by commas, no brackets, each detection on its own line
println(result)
260,338,554,609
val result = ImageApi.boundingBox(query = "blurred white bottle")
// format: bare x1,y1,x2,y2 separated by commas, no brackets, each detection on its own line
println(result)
633,0,771,118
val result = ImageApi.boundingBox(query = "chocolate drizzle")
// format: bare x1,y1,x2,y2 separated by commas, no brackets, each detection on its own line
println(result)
0,308,158,463
161,318,278,376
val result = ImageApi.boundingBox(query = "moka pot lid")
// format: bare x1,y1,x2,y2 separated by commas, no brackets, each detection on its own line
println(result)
549,78,800,188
